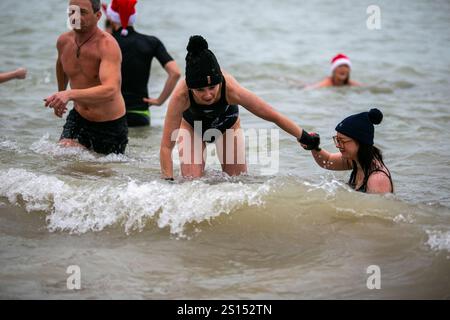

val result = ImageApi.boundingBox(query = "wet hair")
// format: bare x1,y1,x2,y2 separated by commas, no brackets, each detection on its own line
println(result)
89,0,101,13
348,143,393,192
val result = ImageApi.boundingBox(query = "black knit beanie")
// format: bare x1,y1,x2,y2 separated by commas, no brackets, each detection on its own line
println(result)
335,108,383,145
185,35,223,89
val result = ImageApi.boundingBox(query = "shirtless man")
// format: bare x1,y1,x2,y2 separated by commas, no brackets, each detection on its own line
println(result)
45,0,128,155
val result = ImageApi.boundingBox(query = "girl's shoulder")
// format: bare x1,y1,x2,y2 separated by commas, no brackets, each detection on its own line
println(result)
366,164,393,193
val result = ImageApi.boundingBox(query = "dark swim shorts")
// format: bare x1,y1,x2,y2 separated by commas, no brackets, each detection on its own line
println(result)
60,109,128,155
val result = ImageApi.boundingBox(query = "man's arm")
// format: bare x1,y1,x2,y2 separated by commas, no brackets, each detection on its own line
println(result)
56,58,68,92
143,61,181,106
0,68,27,84
56,36,68,91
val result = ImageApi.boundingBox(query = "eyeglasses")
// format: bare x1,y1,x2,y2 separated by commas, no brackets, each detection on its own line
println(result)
333,135,353,147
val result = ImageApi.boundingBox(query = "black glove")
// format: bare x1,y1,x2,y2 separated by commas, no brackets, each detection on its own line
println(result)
297,130,321,151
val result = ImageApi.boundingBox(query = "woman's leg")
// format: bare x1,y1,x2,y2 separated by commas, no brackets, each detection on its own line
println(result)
215,118,247,176
178,119,207,178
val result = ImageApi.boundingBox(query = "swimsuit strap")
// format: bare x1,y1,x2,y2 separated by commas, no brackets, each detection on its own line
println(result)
349,161,393,193
362,167,394,193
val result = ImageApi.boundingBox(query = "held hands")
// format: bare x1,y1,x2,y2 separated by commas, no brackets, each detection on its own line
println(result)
297,130,321,151
44,91,71,118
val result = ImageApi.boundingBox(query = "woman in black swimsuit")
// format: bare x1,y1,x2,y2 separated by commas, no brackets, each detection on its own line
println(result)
160,35,319,179
302,108,393,194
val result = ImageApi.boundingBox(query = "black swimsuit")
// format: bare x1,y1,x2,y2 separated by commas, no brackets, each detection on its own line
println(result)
348,161,394,193
182,77,239,143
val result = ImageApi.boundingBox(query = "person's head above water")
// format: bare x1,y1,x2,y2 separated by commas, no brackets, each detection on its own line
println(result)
305,108,391,193
330,53,352,86
334,108,383,160
69,0,102,33
185,35,223,90
106,0,137,36
336,108,382,145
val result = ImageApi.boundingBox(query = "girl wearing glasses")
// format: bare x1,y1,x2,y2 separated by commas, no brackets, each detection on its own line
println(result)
303,108,393,194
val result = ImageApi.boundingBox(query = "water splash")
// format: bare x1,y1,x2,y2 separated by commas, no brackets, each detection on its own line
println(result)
0,169,270,236
426,230,450,253
30,134,129,163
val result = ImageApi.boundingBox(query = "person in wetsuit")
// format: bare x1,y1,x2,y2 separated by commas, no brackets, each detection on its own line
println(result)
301,108,393,194
160,35,319,180
106,0,180,126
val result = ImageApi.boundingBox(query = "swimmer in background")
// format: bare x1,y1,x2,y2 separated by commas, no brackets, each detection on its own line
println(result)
301,108,393,194
103,0,181,127
0,68,27,84
307,54,361,89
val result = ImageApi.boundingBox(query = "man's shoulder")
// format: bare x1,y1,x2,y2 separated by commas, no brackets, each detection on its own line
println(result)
57,32,73,47
98,31,121,52
99,30,117,43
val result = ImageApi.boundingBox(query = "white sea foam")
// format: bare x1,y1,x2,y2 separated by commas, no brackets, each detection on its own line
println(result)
30,134,129,163
302,175,349,195
426,230,450,253
0,168,269,236
393,214,415,224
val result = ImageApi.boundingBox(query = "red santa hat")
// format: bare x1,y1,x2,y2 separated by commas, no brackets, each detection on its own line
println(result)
106,0,137,36
330,53,351,73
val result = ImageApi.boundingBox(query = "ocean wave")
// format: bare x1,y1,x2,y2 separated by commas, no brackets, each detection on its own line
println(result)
0,169,269,236
0,168,443,238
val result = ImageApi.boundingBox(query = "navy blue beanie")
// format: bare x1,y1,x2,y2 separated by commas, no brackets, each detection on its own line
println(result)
335,108,383,145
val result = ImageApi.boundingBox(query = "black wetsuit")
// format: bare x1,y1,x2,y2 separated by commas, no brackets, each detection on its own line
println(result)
60,109,128,155
183,77,239,143
348,161,394,193
112,27,174,127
